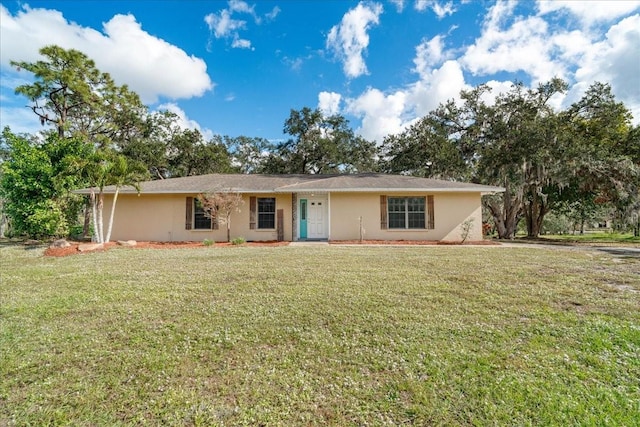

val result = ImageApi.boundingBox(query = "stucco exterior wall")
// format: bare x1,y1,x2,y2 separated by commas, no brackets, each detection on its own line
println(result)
103,193,293,242
329,192,483,242
103,191,483,242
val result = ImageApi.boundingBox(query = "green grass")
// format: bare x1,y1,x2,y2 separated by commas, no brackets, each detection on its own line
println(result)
1,244,639,426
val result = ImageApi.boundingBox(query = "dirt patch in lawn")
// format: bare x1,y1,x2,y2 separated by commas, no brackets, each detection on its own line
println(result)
43,239,499,257
44,240,289,257
330,240,500,246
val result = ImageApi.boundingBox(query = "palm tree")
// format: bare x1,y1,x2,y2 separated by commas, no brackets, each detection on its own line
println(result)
79,150,148,243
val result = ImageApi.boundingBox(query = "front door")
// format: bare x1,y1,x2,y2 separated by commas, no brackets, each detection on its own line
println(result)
300,196,327,240
307,197,327,239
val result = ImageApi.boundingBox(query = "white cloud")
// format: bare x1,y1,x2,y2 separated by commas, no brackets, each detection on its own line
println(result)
204,9,246,39
405,60,468,118
266,6,281,20
156,103,214,141
414,0,428,12
0,5,213,104
346,87,407,143
0,103,43,135
326,2,383,78
571,14,640,122
390,0,404,13
461,3,568,84
231,37,253,49
205,0,277,50
432,2,455,19
100,15,213,102
228,0,257,18
330,29,468,144
413,35,448,78
537,0,640,26
415,1,455,18
330,0,640,145
318,91,342,116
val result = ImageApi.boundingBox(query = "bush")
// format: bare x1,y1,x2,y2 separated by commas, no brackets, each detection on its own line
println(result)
542,212,572,235
23,200,68,239
203,238,214,246
231,237,245,245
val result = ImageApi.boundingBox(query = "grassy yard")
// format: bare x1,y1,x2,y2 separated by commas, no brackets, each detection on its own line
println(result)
1,244,639,426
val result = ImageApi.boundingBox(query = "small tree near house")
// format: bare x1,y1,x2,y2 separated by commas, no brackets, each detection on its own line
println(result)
197,190,244,242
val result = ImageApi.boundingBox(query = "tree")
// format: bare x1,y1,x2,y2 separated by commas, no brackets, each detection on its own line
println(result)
383,79,569,239
381,101,475,181
76,150,148,243
196,191,244,242
167,130,237,177
0,128,91,238
224,136,275,174
11,45,148,146
476,79,569,239
262,107,378,174
559,83,639,235
12,45,150,237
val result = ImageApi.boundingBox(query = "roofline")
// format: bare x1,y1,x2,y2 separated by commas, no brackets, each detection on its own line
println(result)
72,189,277,195
74,187,506,195
274,187,505,193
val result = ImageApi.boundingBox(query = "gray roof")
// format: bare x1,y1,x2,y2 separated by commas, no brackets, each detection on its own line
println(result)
75,173,505,195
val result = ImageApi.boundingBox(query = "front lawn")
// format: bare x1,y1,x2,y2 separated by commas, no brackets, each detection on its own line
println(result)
1,244,639,426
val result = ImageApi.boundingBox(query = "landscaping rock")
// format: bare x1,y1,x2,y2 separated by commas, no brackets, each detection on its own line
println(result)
117,240,137,247
24,239,41,246
78,243,104,252
50,239,71,248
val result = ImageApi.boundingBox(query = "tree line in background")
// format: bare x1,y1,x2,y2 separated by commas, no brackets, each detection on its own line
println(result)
1,45,638,241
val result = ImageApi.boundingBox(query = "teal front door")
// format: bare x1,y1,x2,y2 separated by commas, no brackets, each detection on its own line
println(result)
300,199,308,239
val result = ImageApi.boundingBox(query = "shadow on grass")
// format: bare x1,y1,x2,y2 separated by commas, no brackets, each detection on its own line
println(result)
0,238,48,250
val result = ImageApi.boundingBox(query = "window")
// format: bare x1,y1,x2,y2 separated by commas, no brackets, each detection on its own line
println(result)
193,198,212,230
388,197,425,229
257,197,276,229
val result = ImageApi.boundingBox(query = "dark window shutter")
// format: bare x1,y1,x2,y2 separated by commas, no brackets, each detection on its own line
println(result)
380,195,387,229
277,209,284,241
249,196,256,230
427,195,434,230
185,197,193,230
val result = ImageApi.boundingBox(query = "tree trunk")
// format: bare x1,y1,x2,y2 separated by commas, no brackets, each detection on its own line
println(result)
96,192,105,243
486,185,523,239
525,190,547,238
82,198,91,240
89,189,100,243
104,188,120,243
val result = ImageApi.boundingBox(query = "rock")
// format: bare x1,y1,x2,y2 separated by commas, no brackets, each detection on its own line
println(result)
78,243,104,252
24,239,41,246
117,240,137,247
50,239,71,248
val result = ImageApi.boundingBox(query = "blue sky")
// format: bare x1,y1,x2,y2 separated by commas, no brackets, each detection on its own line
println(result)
1,1,639,144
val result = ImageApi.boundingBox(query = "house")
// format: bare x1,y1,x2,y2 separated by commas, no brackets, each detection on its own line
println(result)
78,173,504,243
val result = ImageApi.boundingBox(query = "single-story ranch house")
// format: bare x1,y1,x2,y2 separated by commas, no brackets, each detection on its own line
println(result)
79,173,504,243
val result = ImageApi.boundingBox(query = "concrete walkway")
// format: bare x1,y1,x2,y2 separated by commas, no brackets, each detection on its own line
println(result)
289,241,330,246
497,241,640,258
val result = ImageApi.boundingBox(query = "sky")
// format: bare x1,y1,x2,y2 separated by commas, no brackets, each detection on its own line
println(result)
1,0,639,144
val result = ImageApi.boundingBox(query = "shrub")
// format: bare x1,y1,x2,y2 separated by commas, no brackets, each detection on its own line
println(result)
542,212,572,235
231,237,245,245
203,238,214,246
